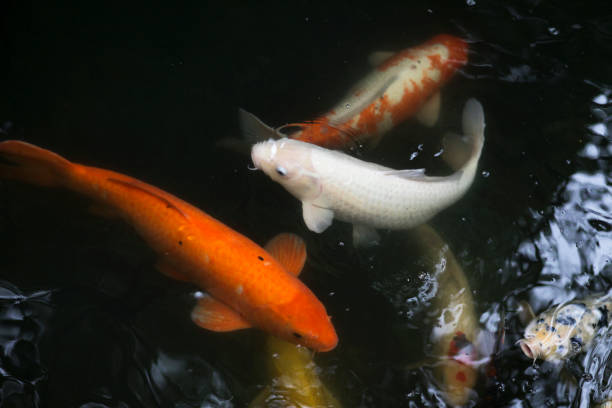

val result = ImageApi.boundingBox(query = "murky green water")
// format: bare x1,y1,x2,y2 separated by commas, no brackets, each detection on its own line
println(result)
1,1,612,407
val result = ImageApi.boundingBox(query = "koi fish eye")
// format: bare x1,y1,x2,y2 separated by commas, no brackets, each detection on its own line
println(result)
276,166,288,176
292,332,303,339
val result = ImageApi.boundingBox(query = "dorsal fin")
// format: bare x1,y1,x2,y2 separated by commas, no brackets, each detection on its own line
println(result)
107,177,188,219
264,233,307,277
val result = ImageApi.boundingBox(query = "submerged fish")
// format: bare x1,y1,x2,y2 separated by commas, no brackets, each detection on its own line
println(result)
249,336,341,408
241,34,468,149
519,293,612,362
411,224,497,407
0,141,338,351
251,98,485,247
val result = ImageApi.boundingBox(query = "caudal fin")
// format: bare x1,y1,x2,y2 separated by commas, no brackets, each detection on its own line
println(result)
462,98,485,153
0,140,73,187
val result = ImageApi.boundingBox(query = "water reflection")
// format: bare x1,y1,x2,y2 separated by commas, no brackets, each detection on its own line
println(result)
0,281,52,407
504,81,612,407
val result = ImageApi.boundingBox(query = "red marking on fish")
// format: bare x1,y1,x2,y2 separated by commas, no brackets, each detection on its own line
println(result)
289,34,468,149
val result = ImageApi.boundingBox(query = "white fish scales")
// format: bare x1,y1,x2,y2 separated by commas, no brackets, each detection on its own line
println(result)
251,99,485,246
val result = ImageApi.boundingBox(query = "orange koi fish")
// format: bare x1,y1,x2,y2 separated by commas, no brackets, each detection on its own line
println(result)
241,34,468,149
0,141,338,352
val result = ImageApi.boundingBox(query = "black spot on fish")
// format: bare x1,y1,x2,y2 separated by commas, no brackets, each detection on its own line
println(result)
550,326,556,332
556,316,576,326
293,332,302,339
598,305,609,328
258,256,264,261
178,241,183,246
589,218,612,232
537,318,545,324
570,336,583,348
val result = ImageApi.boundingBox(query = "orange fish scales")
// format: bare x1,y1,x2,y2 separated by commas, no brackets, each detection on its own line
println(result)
0,140,337,351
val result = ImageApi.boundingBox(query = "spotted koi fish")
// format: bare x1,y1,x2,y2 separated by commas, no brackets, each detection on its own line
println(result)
240,34,468,150
519,293,612,362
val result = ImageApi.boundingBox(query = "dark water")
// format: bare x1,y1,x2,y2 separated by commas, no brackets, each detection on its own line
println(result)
2,1,612,407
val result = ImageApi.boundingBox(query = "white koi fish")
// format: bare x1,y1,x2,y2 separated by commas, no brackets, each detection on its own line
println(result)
251,99,485,246
519,293,612,362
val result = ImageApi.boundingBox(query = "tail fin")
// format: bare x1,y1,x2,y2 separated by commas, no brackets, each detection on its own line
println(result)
462,98,485,155
0,140,73,187
441,99,485,172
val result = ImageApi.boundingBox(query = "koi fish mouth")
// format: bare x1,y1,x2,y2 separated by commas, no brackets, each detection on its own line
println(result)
519,341,533,359
518,339,540,363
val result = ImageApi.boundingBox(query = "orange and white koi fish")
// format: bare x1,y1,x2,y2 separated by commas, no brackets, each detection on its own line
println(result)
249,336,341,408
240,34,468,149
0,141,338,352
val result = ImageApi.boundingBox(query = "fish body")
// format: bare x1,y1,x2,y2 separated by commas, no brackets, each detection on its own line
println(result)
0,141,337,351
520,293,612,362
241,35,468,149
413,225,480,406
251,99,485,246
249,336,341,408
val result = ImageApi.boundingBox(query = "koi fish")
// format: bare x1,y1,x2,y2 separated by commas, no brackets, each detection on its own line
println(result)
519,293,612,362
411,224,492,407
248,336,341,408
240,34,468,150
251,98,485,247
0,141,338,351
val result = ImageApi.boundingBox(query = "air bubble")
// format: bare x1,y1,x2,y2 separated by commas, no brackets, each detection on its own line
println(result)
482,170,490,178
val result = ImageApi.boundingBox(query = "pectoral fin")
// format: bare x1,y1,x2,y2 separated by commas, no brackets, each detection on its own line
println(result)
415,92,441,127
518,300,536,326
352,224,380,247
265,233,307,277
191,294,251,332
156,259,191,282
302,202,334,233
367,51,395,66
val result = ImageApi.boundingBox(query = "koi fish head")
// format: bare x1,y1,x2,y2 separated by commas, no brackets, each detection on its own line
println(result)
519,318,568,362
251,138,322,202
267,289,338,352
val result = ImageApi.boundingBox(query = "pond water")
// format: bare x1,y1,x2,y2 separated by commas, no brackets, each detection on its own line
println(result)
2,1,612,407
